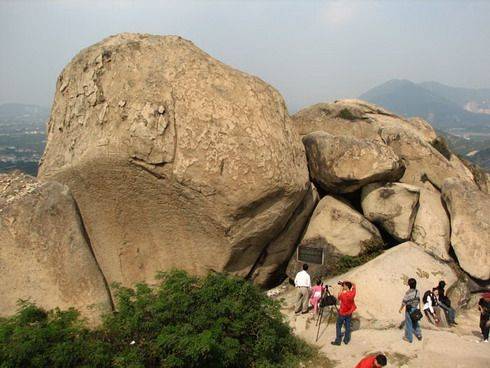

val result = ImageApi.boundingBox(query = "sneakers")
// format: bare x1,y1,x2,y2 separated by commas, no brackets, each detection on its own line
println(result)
415,334,423,341
402,336,412,343
331,341,341,346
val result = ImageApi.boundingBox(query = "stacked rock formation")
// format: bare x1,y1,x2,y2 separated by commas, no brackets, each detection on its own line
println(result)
1,34,489,324
287,99,489,286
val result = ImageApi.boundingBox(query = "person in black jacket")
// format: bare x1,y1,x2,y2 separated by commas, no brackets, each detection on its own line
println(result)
436,280,457,326
478,297,489,342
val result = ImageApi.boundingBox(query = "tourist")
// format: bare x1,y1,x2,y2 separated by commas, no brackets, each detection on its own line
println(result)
294,263,311,314
355,354,387,368
331,280,356,346
422,288,440,325
436,280,457,326
399,278,422,343
309,278,325,314
478,297,489,342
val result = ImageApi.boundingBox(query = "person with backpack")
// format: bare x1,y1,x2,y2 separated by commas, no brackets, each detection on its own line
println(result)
478,297,489,342
422,288,440,325
331,281,356,346
436,280,457,326
399,278,422,343
309,278,325,314
355,354,388,368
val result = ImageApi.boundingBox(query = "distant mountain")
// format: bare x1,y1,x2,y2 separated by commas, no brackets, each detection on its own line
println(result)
419,81,490,113
359,79,490,131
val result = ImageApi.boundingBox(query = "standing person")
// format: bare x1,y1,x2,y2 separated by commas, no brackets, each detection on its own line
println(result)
399,278,422,343
478,297,489,342
294,263,311,314
309,278,325,314
355,354,387,368
437,280,457,326
331,281,356,346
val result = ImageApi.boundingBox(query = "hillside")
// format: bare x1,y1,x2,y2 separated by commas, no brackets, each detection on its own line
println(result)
359,79,490,131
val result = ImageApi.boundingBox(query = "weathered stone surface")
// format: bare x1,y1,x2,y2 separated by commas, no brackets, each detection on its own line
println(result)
325,242,458,326
302,131,404,193
292,99,437,144
39,33,309,288
251,184,319,288
380,128,473,189
0,172,112,323
361,182,420,241
286,195,383,281
408,117,438,143
411,188,451,261
442,178,490,280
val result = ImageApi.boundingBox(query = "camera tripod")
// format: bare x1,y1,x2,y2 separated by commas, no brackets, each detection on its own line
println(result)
315,285,339,342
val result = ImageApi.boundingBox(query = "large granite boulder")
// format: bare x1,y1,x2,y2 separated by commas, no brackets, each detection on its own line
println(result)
442,178,490,280
380,128,473,189
361,182,420,241
325,242,458,327
250,184,319,288
286,195,383,280
292,99,437,144
38,33,310,288
302,132,404,193
0,172,112,323
411,188,451,261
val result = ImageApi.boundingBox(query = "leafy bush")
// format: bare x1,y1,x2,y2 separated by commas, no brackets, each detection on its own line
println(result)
0,271,317,368
336,108,358,121
334,249,383,275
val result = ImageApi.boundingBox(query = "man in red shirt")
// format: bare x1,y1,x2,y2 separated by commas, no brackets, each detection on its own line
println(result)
331,281,356,345
355,354,387,367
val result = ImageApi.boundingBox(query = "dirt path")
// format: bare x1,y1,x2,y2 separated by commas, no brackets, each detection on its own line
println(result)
273,285,490,367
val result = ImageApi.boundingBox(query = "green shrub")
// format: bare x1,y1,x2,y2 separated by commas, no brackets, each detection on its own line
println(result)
0,271,318,368
336,108,357,121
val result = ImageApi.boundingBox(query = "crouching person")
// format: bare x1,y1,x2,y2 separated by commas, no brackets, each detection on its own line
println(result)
355,354,387,368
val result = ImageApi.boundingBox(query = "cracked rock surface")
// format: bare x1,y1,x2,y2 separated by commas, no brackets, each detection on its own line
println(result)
0,171,112,324
39,33,310,289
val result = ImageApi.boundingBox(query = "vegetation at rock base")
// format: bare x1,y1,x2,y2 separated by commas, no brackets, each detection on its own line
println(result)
334,249,383,276
0,270,321,368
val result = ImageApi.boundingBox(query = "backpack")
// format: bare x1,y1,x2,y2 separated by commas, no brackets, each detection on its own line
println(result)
320,294,337,307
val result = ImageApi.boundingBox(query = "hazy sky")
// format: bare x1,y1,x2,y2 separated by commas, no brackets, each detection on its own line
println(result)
1,0,489,112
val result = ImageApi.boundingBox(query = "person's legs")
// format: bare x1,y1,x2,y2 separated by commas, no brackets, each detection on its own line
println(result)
334,315,343,344
301,288,310,313
404,311,414,343
294,288,303,313
440,302,455,324
343,315,351,344
414,319,422,340
480,317,489,340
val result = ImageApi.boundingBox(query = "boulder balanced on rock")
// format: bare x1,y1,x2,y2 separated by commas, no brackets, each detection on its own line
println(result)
39,33,310,289
302,131,404,193
362,182,420,241
286,195,384,280
0,172,112,324
411,188,451,261
442,178,490,280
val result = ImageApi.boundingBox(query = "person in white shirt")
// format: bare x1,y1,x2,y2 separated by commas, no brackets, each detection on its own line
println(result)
294,263,311,314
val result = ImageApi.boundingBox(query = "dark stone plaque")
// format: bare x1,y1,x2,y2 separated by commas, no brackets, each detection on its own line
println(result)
297,246,324,265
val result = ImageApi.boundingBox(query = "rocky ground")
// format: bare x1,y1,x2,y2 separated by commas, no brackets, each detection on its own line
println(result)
271,284,490,368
